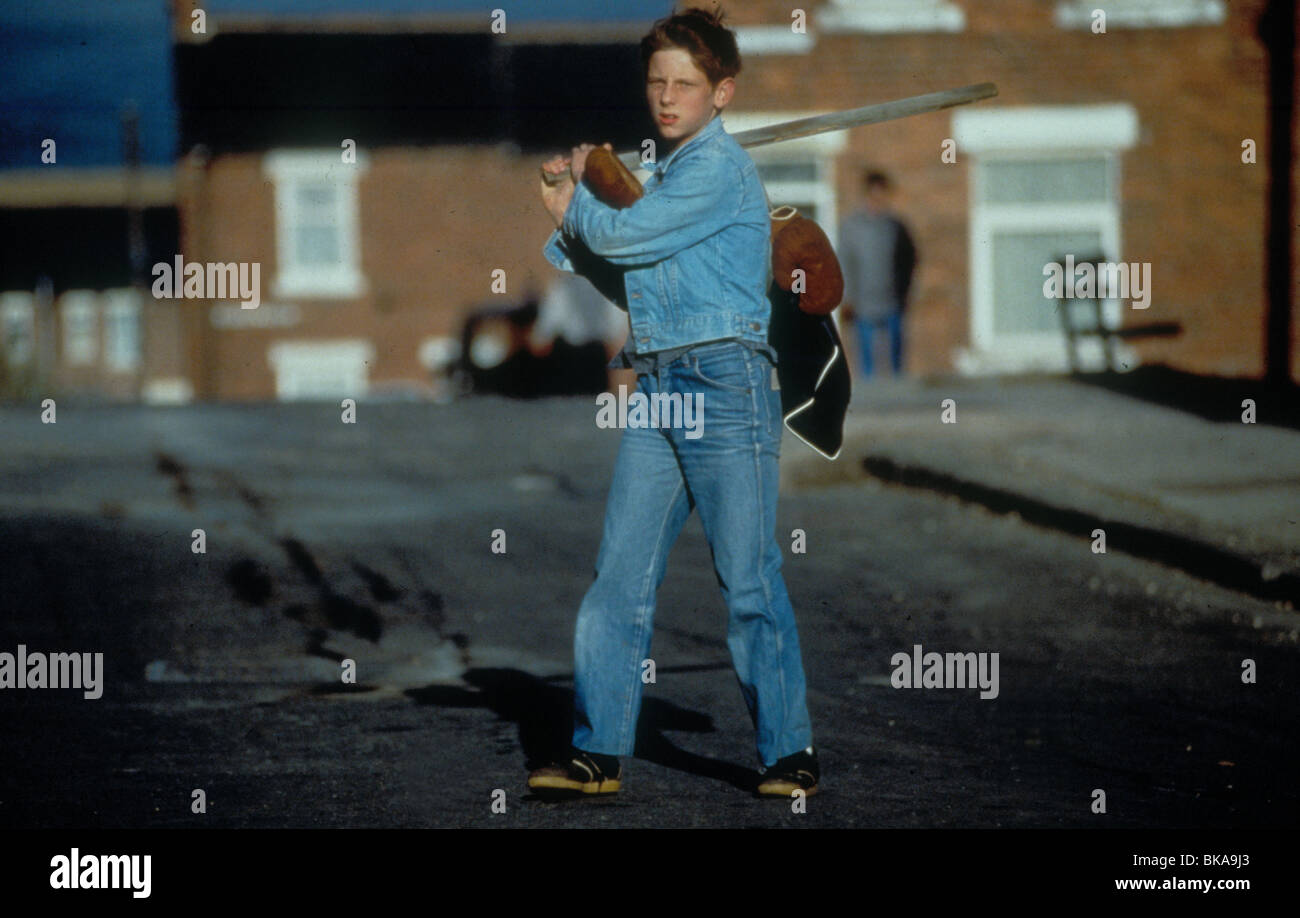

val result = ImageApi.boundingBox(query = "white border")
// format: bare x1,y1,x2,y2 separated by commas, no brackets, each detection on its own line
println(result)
102,288,142,373
1055,0,1226,29
267,338,375,400
0,292,35,366
782,341,845,461
60,291,99,367
953,105,1139,155
956,105,1140,375
817,0,965,34
734,26,815,55
263,150,370,299
142,377,194,405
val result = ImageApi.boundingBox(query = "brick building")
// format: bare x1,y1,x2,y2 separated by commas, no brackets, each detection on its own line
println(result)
719,0,1288,380
0,2,180,402
13,0,1289,401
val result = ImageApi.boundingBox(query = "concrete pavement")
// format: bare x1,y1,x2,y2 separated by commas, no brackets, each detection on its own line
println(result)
783,372,1300,610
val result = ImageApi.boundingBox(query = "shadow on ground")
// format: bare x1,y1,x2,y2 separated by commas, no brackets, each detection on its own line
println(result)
1072,364,1300,430
405,667,759,793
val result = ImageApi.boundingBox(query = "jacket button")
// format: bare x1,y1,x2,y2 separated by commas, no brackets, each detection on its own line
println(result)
750,322,761,331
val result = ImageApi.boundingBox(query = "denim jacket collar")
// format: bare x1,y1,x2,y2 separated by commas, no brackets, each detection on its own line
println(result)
647,113,726,177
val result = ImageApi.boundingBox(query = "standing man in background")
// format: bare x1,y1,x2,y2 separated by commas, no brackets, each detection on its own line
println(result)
838,170,917,378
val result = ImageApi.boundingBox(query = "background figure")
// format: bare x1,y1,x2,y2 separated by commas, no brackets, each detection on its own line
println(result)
532,272,631,390
531,273,628,357
838,170,917,378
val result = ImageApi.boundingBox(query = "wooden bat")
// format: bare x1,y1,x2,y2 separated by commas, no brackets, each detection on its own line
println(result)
541,82,997,186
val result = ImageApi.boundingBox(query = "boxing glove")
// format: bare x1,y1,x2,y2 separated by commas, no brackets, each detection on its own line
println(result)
584,147,644,210
770,205,844,316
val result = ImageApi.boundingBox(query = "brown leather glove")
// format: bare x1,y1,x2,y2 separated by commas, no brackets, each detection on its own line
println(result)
584,147,644,210
770,206,844,316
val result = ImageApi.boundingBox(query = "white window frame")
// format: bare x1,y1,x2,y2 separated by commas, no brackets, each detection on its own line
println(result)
102,287,142,373
953,104,1138,374
61,290,99,367
263,150,369,299
0,292,35,366
719,110,847,249
142,378,194,405
267,338,374,400
817,0,965,34
1056,1,1226,29
734,27,815,55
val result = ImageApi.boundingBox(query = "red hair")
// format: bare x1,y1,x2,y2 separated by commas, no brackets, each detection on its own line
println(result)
640,5,741,86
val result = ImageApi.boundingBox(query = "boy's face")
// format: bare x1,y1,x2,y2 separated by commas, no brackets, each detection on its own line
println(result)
646,47,734,152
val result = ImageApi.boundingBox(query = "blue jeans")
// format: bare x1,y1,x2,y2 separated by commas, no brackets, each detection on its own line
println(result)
854,312,904,377
572,340,814,767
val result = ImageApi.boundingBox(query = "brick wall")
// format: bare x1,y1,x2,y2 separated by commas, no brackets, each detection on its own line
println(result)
177,147,564,399
177,0,1293,394
718,0,1279,377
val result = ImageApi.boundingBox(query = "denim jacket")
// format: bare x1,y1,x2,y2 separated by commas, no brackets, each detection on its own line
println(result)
543,114,772,354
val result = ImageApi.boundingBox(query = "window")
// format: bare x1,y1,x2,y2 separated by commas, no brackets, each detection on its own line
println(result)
734,27,815,55
817,0,965,34
1056,1,1226,29
720,110,847,248
0,292,35,366
142,378,194,404
61,291,98,366
952,105,1138,373
755,158,834,237
267,339,374,400
263,151,369,299
102,288,142,373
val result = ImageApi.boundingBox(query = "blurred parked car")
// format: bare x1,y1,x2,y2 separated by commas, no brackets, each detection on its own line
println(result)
452,294,612,398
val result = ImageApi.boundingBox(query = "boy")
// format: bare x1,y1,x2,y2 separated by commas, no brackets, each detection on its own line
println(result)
530,6,818,798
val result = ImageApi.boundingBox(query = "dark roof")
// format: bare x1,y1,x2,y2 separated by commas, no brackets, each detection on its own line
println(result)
0,207,179,292
1,0,666,169
177,33,654,154
201,0,659,23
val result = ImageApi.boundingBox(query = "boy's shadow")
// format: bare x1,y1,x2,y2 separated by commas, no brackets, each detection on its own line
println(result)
405,667,757,792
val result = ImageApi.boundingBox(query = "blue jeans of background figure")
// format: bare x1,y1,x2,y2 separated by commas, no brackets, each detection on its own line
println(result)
854,312,904,377
572,340,814,767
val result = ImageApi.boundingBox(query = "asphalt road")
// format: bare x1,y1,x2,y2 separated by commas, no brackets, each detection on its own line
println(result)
0,397,1295,828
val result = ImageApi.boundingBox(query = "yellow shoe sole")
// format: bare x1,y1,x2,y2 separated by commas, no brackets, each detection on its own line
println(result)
528,775,621,795
756,779,819,798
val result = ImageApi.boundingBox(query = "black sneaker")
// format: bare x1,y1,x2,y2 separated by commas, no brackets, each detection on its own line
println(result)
527,748,622,796
756,746,820,797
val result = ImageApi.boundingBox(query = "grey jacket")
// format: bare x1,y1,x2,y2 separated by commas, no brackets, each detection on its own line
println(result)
837,209,917,322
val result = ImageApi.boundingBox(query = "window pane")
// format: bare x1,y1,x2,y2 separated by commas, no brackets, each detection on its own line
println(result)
296,226,341,265
757,162,818,183
983,158,1108,204
104,291,141,372
1,293,35,365
61,292,98,365
298,185,337,214
991,230,1102,334
270,344,371,399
